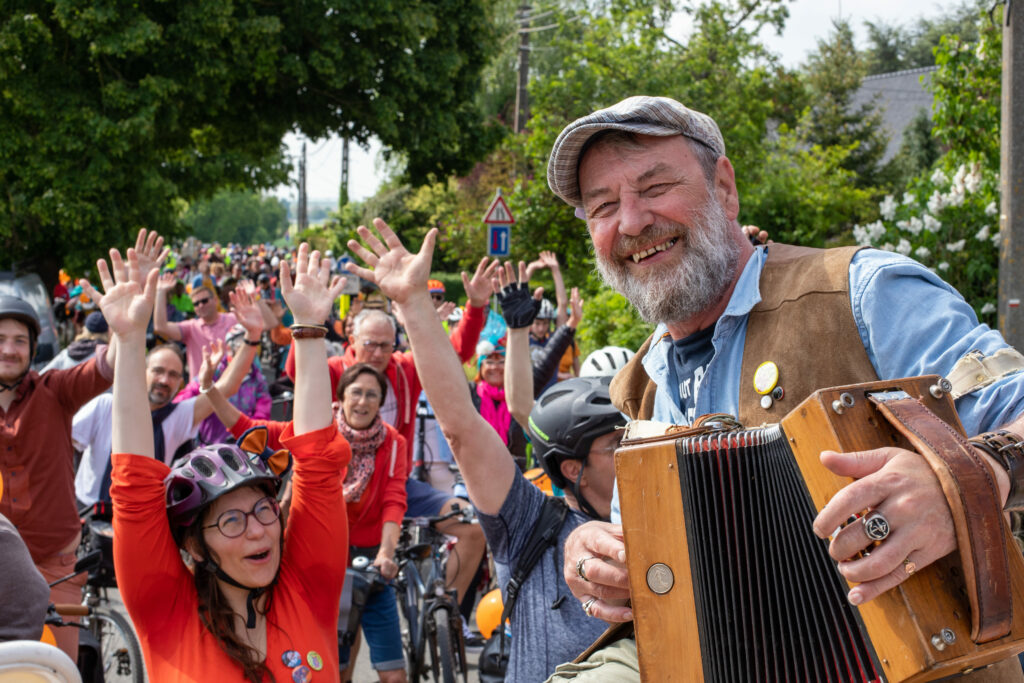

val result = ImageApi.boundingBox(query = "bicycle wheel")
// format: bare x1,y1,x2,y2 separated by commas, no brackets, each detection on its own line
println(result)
431,607,462,683
90,608,145,683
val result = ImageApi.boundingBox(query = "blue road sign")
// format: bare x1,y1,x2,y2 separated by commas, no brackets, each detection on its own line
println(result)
488,224,510,257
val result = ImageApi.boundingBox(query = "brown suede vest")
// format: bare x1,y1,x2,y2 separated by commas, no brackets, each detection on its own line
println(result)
609,243,879,425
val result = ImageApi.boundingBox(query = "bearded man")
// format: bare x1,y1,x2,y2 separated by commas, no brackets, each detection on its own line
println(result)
545,96,1024,680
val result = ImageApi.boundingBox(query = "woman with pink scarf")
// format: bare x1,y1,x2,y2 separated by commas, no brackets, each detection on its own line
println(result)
474,339,529,470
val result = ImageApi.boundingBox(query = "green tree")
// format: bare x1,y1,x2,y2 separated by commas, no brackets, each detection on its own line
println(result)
182,191,288,246
0,0,501,285
803,19,888,187
863,1,986,75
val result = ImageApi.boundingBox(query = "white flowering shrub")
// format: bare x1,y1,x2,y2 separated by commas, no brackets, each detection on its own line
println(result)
852,14,1001,325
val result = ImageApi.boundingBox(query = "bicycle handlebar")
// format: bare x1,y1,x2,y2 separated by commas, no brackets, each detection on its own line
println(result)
53,604,90,617
403,503,477,528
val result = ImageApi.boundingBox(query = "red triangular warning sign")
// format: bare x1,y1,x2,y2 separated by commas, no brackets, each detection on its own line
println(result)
483,194,516,224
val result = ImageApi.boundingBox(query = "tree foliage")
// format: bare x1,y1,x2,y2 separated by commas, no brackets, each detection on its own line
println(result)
863,0,987,75
802,19,888,187
0,0,501,282
181,191,288,247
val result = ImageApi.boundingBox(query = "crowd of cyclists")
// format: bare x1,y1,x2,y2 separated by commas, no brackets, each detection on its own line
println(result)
0,225,641,682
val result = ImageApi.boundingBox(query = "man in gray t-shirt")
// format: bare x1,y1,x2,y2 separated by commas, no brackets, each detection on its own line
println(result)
478,474,607,681
344,226,628,681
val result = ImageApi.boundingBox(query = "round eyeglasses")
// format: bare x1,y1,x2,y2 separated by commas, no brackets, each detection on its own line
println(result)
202,496,281,538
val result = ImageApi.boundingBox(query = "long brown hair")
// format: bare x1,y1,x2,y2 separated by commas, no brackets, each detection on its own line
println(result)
180,490,280,683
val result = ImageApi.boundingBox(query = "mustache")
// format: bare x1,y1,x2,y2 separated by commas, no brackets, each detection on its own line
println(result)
611,222,686,259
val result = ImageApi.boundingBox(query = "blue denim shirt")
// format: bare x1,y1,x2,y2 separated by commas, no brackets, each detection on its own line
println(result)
611,246,1024,522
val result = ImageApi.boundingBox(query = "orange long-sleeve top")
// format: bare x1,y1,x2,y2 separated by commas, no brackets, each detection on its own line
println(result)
110,422,351,683
229,413,408,548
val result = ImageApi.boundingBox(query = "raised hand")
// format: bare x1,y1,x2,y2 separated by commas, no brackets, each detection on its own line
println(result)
279,243,347,326
346,218,435,305
495,261,542,329
198,340,226,390
81,248,158,339
462,256,500,308
157,272,177,293
237,278,258,297
436,300,457,322
567,287,584,328
228,287,263,336
539,250,560,269
133,229,170,278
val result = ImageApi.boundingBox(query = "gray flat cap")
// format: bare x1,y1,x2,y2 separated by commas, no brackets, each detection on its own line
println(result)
547,96,725,208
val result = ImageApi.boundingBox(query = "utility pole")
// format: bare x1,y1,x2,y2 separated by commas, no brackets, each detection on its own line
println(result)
514,3,531,134
340,137,350,207
298,141,308,234
1000,0,1024,348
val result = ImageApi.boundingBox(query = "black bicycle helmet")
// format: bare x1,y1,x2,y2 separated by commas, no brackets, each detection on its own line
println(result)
528,377,623,519
0,295,41,356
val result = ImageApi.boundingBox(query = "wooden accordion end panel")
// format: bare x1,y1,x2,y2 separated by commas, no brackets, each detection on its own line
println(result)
616,376,1024,682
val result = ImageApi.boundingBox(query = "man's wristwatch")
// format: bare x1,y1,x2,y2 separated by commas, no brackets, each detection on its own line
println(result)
970,430,1024,511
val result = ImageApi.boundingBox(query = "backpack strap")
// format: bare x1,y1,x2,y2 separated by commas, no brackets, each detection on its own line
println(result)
498,495,569,658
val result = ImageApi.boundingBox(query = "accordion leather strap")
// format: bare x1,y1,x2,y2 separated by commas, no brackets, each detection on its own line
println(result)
869,395,1012,643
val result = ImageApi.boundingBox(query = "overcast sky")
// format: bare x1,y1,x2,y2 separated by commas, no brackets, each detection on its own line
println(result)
273,0,948,206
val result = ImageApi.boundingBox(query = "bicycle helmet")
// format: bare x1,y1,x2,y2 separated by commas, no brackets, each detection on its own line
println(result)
427,279,446,294
528,377,622,520
0,295,41,356
164,426,287,531
536,298,556,320
165,426,289,628
580,346,635,378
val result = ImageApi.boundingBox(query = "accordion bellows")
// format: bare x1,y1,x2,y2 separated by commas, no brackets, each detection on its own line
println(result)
616,377,1024,682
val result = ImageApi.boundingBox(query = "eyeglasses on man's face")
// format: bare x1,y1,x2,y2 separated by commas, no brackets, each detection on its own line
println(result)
203,496,281,538
361,339,394,353
192,296,213,307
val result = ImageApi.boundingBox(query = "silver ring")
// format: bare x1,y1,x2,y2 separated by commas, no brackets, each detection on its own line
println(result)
582,597,597,617
576,556,596,582
862,510,891,542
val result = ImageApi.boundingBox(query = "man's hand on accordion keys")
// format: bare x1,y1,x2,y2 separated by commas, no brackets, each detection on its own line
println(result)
812,446,957,606
563,521,634,623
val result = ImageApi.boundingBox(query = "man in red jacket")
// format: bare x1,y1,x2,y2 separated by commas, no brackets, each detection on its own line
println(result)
285,258,496,610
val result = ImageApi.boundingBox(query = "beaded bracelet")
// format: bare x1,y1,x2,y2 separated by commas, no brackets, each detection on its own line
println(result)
970,429,1024,511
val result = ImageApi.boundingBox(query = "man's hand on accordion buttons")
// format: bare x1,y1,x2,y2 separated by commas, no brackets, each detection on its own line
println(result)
563,521,633,623
812,446,956,606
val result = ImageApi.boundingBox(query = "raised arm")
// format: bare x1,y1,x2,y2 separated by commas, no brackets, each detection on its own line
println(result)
280,244,347,436
83,248,159,458
153,273,183,342
542,251,569,327
347,219,515,515
495,261,542,428
191,289,263,425
196,343,245,431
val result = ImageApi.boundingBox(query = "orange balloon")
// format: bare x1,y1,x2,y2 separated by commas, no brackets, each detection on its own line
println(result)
475,588,504,639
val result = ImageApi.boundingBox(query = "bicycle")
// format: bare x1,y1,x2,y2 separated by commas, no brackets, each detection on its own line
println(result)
44,548,145,683
394,505,474,683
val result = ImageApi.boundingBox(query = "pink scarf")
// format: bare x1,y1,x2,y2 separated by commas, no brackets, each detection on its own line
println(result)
476,381,512,445
336,411,387,503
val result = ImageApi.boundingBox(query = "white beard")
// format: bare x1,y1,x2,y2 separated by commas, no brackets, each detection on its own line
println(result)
593,191,740,326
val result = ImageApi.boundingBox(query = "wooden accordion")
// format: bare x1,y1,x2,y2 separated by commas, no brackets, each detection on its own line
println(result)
616,377,1024,682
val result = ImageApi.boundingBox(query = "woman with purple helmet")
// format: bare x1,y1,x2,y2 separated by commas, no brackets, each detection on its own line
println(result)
84,241,351,682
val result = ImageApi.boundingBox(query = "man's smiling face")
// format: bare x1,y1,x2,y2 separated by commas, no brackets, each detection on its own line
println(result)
579,133,741,326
